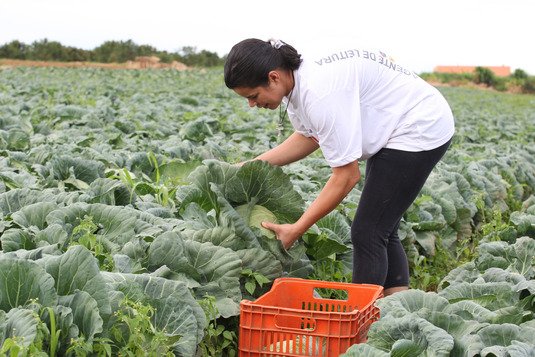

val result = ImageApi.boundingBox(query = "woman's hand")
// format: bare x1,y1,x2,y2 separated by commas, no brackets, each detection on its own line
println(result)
261,221,301,250
262,160,361,250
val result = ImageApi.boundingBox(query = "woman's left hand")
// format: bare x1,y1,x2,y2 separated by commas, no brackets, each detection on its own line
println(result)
261,221,301,250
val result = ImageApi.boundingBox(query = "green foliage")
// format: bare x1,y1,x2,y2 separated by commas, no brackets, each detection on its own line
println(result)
92,39,153,63
0,299,112,357
199,296,238,357
70,215,115,272
493,76,508,91
513,68,528,81
523,76,535,93
474,66,497,87
0,40,28,60
0,38,224,67
241,269,271,296
308,258,351,299
108,297,177,357
67,337,114,357
420,71,475,86
64,296,179,356
0,301,51,357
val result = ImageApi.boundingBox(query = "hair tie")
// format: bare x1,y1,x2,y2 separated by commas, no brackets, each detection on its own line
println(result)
268,38,284,49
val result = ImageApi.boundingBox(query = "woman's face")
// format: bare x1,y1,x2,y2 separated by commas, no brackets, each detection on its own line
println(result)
233,70,288,110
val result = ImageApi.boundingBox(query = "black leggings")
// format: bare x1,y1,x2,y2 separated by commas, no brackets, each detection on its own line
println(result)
351,139,452,289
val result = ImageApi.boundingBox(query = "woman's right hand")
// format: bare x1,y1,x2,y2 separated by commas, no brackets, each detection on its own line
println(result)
261,221,302,250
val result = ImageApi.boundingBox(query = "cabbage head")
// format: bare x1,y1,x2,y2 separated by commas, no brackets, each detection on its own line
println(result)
235,204,278,239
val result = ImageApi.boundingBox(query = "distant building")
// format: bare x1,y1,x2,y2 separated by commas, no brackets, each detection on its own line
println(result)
433,65,511,77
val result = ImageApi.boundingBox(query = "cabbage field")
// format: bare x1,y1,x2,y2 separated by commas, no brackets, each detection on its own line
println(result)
0,66,535,356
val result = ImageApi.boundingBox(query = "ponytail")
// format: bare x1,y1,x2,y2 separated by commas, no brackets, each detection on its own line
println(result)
224,38,302,89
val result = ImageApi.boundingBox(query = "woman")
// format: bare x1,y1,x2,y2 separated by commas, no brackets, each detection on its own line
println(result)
224,38,454,296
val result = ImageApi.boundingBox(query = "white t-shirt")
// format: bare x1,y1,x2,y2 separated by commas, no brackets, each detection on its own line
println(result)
284,46,455,167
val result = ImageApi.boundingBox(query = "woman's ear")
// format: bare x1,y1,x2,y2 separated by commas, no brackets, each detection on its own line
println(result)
268,70,281,84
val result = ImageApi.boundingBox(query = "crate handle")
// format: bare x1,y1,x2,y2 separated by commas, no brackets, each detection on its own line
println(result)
313,287,349,301
275,314,317,332
273,279,354,301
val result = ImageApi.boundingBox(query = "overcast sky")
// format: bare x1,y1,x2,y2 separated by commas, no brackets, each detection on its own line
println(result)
1,0,534,74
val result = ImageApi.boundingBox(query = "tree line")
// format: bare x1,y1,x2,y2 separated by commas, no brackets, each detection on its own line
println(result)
0,39,225,67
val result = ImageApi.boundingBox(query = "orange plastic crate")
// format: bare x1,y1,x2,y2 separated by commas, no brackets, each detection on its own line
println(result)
239,278,383,357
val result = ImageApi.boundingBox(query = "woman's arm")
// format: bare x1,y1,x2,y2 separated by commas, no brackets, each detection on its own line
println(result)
262,159,361,249
238,131,319,166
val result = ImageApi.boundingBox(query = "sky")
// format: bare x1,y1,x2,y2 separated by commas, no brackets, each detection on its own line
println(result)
1,0,534,74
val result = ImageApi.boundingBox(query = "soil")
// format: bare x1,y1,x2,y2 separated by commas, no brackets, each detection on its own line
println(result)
0,58,188,70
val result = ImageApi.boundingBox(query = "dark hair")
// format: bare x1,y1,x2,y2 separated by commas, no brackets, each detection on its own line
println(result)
224,38,302,89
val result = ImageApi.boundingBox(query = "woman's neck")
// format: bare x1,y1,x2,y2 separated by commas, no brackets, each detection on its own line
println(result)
285,69,295,97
